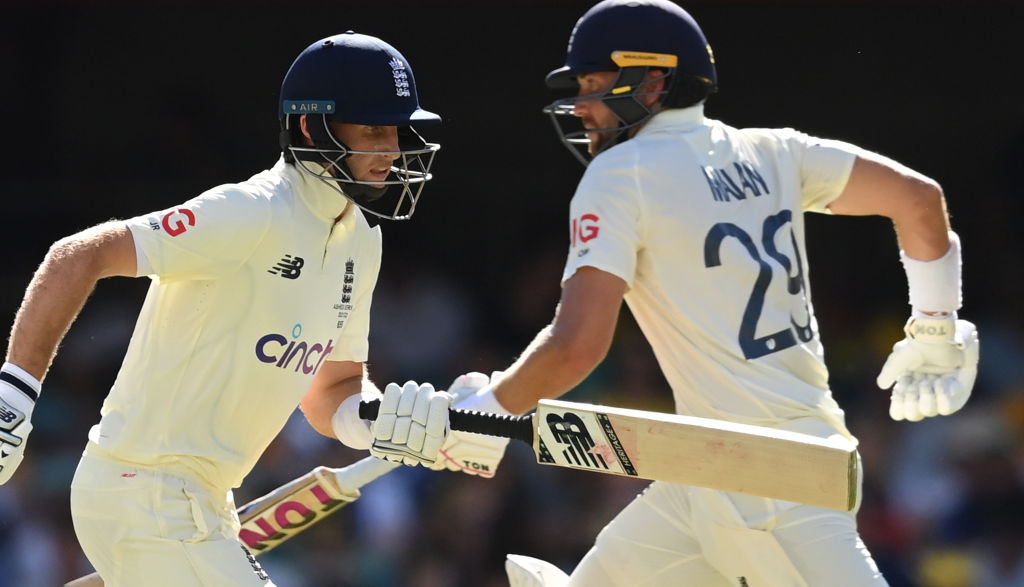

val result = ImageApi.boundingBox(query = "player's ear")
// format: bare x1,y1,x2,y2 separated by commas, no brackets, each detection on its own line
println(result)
640,70,667,107
299,114,313,143
643,71,667,107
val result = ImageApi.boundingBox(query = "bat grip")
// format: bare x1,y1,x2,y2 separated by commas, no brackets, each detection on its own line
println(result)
359,400,534,445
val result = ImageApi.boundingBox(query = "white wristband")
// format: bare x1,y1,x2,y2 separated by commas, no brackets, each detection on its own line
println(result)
1,362,42,411
331,393,373,450
900,230,961,315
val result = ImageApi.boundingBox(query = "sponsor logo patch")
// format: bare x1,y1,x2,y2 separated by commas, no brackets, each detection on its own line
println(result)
268,255,304,279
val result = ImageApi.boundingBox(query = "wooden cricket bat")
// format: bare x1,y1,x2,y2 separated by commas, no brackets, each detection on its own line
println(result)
64,456,399,587
362,398,858,511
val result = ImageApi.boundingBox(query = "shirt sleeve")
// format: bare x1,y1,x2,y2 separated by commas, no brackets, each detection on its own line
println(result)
328,225,382,363
126,186,272,280
561,151,643,287
779,129,862,214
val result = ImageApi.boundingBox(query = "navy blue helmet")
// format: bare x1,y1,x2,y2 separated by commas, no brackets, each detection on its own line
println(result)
543,0,717,166
279,32,441,220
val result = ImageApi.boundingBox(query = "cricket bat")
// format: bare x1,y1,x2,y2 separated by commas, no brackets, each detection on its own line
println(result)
64,456,399,587
362,398,858,511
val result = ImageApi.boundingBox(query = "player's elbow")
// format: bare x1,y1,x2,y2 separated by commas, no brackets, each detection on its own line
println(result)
897,176,945,225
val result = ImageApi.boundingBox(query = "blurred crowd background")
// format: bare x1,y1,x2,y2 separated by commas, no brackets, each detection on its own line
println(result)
2,1,1023,585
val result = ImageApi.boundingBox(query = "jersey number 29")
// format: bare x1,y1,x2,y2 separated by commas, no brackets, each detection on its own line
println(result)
703,210,814,359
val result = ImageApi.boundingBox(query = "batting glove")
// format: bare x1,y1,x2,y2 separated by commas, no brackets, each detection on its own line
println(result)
0,363,42,485
876,316,979,422
370,381,452,467
429,372,511,478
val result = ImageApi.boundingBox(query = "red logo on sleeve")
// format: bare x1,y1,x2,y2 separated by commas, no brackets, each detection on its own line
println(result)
161,208,196,236
571,213,600,247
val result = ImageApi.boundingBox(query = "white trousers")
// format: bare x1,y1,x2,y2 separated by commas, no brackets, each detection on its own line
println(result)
568,459,887,586
70,445,274,586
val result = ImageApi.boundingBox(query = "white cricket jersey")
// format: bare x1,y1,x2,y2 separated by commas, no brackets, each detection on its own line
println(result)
88,157,382,491
562,105,862,441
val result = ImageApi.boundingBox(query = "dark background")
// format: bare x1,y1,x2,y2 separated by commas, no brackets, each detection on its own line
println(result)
1,1,1023,586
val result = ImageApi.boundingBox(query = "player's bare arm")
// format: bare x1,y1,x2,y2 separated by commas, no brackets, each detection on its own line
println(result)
300,359,373,438
826,152,950,262
1,222,135,485
494,266,627,415
826,151,977,422
7,222,137,380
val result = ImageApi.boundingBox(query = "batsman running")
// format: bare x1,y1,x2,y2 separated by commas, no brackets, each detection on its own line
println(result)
344,1,981,585
0,32,469,586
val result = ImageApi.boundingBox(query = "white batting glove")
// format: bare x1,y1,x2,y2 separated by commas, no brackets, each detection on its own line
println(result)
0,363,42,485
370,381,452,467
876,316,979,422
429,372,511,478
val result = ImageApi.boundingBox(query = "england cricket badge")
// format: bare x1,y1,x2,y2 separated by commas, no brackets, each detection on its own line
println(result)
333,259,355,329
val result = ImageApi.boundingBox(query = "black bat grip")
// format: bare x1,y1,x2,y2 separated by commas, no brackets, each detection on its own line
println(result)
359,400,534,445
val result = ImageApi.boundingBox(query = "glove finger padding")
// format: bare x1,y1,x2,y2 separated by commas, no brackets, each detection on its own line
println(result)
917,375,939,419
0,419,31,483
901,375,924,422
878,318,979,422
373,382,402,440
370,381,451,467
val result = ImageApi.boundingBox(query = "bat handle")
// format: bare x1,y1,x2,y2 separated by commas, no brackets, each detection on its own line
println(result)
332,455,401,494
359,400,534,445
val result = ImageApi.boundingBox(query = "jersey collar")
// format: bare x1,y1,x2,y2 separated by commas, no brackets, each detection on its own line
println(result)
636,103,706,136
276,157,352,223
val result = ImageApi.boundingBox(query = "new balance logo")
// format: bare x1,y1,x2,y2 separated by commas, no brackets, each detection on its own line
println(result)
268,255,304,279
545,412,608,470
0,402,22,425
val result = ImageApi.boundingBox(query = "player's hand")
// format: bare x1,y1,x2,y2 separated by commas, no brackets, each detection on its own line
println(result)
429,372,511,478
369,381,452,467
876,317,979,422
0,365,41,484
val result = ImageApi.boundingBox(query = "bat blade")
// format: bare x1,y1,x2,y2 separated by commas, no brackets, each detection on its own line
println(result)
360,398,857,511
533,399,857,512
64,456,398,587
236,457,396,553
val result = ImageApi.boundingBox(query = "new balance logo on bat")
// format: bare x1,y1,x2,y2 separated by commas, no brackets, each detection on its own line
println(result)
268,255,304,279
545,412,609,470
537,409,639,477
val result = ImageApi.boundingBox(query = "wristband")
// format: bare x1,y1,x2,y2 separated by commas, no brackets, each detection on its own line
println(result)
1,362,42,411
900,231,961,315
331,393,373,450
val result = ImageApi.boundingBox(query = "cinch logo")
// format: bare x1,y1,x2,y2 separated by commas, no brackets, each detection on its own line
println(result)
161,208,196,236
571,213,600,247
254,324,334,375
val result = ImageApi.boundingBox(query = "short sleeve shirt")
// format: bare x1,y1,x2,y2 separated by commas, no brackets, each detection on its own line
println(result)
89,158,382,490
562,107,861,440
